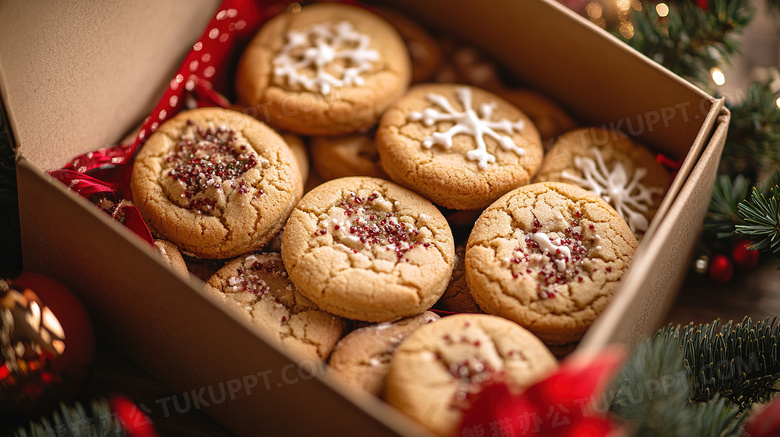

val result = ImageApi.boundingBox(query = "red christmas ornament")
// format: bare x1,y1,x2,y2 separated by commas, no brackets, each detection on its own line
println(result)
0,272,96,415
745,397,780,437
709,254,733,282
697,0,709,9
459,347,624,437
731,239,760,269
110,395,160,437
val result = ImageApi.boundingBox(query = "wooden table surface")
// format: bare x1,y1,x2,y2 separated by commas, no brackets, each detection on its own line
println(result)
3,260,774,436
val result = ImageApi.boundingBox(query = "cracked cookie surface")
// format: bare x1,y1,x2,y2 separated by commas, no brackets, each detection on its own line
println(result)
533,127,671,238
385,314,557,437
281,176,455,322
235,3,411,135
465,182,638,345
376,84,543,210
131,107,303,259
328,311,439,395
205,252,345,361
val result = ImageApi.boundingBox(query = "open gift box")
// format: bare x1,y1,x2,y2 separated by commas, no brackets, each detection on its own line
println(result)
0,0,728,435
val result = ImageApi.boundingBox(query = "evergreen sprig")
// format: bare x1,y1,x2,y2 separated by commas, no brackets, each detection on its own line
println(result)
736,185,780,254
703,174,752,239
610,335,744,436
15,398,127,437
611,317,779,436
622,0,754,89
722,82,780,173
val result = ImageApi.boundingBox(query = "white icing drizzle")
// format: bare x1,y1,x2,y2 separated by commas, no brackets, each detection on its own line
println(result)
273,21,379,95
531,233,571,272
562,149,662,233
408,86,526,169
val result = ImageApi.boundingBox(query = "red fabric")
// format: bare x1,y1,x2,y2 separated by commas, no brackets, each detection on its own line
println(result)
47,0,291,244
459,348,624,437
745,397,780,437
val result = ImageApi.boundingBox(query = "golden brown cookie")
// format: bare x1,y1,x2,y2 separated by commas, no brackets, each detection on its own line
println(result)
309,132,386,181
435,41,505,92
153,239,189,278
501,89,578,143
327,311,440,396
376,84,543,210
205,252,345,361
236,3,411,135
435,245,482,314
371,6,442,83
534,127,671,237
465,182,638,346
131,108,303,259
281,176,455,322
385,314,557,437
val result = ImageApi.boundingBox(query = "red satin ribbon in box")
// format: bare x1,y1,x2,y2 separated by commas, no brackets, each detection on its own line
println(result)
47,0,291,245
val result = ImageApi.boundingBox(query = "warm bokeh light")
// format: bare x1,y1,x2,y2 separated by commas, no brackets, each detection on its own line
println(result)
617,0,631,12
711,67,726,86
656,3,669,17
586,2,603,19
775,96,780,109
620,21,635,38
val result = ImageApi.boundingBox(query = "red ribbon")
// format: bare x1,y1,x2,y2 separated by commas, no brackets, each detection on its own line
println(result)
47,0,291,244
458,348,624,437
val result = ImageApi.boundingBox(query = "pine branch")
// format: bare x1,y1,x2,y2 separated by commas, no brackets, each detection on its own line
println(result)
736,186,780,254
15,398,127,437
721,82,780,173
623,0,754,90
703,174,752,240
676,317,780,409
610,335,745,436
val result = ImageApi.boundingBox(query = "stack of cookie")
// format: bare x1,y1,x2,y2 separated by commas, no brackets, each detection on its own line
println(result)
129,3,672,435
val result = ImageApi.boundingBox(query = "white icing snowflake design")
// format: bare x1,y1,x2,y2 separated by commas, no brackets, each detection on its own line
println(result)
273,21,379,95
562,149,661,233
408,87,526,169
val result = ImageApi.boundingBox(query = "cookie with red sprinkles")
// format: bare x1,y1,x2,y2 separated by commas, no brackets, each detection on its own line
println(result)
465,182,638,346
131,108,303,259
385,314,557,437
205,252,345,361
281,176,455,322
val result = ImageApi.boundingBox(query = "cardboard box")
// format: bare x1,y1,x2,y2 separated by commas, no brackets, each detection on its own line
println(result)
0,0,728,435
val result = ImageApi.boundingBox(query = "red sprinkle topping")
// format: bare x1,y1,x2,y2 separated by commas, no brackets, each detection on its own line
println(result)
167,122,258,213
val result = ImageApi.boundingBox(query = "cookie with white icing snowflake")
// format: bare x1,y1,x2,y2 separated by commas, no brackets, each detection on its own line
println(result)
131,108,303,259
205,252,345,361
376,84,544,210
465,182,638,346
385,314,557,437
235,3,411,135
327,311,440,396
534,127,672,237
281,176,455,322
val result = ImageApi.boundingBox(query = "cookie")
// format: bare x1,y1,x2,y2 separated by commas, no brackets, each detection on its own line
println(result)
435,42,505,93
205,252,345,361
236,3,411,135
533,127,671,237
434,245,482,314
281,176,455,322
501,89,578,143
371,6,442,83
465,182,638,345
309,132,386,181
376,84,543,210
385,314,557,437
131,107,303,259
327,311,440,395
153,239,189,278
280,132,310,183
